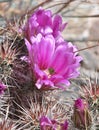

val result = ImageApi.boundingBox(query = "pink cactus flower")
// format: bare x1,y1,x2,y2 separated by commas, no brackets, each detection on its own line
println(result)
0,82,6,95
24,8,67,42
40,116,68,130
60,120,68,130
25,34,82,90
73,98,92,129
40,116,57,130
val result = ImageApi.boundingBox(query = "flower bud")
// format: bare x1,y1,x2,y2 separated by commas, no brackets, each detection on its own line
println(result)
72,98,92,129
60,120,68,130
0,82,6,95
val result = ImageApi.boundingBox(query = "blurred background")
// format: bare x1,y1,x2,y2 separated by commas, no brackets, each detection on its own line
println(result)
0,0,99,78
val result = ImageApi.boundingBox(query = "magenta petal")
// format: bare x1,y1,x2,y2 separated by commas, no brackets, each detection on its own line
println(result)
50,45,65,70
40,116,52,130
36,79,54,89
40,116,52,126
36,35,55,69
34,64,47,78
43,26,53,35
36,8,52,27
45,9,52,17
40,116,57,130
30,33,42,44
55,36,65,46
50,45,73,74
50,75,70,89
53,15,67,37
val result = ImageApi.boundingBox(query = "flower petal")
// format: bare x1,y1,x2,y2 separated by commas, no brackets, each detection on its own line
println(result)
50,45,73,73
53,15,67,37
0,82,6,95
50,75,70,89
35,35,55,69
36,79,54,89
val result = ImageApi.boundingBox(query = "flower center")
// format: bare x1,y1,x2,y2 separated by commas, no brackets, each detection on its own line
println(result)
48,68,54,74
44,68,55,78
